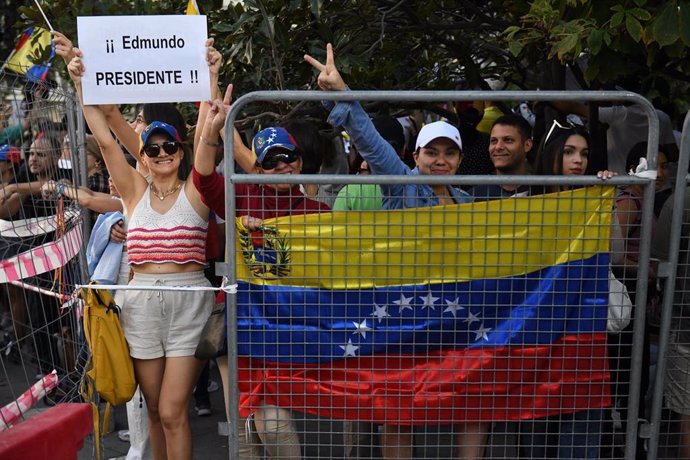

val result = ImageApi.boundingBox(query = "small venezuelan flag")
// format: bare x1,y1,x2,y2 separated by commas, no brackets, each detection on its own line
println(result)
3,27,54,81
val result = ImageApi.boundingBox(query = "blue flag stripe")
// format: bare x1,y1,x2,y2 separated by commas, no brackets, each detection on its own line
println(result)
237,253,609,364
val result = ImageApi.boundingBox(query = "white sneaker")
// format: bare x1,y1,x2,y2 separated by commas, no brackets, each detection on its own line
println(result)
117,429,130,443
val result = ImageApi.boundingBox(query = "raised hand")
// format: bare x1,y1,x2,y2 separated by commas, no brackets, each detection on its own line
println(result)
67,49,85,85
221,83,234,115
303,43,347,91
206,38,223,77
52,31,76,64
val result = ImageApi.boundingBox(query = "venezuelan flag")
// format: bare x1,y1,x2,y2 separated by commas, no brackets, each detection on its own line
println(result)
3,27,54,81
236,186,614,424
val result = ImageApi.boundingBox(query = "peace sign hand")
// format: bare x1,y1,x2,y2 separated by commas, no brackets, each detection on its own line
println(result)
304,43,347,92
207,84,232,134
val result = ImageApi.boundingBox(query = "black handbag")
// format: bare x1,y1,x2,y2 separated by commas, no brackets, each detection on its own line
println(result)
194,302,227,359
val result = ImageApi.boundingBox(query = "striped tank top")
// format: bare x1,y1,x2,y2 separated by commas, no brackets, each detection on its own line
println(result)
127,184,208,265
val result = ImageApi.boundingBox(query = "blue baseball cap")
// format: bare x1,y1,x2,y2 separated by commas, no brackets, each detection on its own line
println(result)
0,144,20,164
252,127,299,164
140,121,183,150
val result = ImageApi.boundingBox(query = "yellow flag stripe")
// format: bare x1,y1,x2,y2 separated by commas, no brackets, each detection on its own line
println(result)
186,0,200,15
236,186,614,289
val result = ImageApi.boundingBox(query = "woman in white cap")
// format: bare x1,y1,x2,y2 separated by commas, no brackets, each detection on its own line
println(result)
67,51,214,460
305,45,487,460
305,45,471,211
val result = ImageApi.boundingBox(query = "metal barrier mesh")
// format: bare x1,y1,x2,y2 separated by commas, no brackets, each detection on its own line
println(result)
0,70,86,424
230,181,638,459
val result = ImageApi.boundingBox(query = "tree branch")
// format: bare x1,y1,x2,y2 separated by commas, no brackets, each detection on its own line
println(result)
255,0,286,91
358,0,407,56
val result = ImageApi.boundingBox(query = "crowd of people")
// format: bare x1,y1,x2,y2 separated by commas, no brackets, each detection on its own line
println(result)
0,29,687,460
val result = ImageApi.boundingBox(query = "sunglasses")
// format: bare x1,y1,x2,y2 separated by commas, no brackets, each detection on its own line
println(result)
260,150,300,170
543,119,574,145
142,141,180,158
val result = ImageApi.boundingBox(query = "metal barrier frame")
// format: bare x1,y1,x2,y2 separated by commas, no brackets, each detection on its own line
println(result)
646,110,690,459
221,90,660,459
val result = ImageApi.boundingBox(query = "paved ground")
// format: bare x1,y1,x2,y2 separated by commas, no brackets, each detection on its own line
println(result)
0,358,230,460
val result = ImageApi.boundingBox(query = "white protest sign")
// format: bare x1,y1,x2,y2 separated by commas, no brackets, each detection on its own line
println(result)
77,15,211,105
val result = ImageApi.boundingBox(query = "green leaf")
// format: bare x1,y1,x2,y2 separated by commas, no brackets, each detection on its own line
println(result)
587,28,604,54
633,0,647,6
310,0,323,20
603,30,612,46
610,11,624,28
653,1,679,46
504,25,521,40
555,33,579,60
508,39,523,57
626,14,643,42
680,0,690,46
17,5,42,23
629,7,652,21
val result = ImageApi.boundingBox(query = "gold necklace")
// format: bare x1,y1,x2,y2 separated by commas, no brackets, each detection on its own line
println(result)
150,181,182,201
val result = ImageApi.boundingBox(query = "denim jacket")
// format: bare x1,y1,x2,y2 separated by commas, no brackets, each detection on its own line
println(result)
87,211,124,284
326,99,472,209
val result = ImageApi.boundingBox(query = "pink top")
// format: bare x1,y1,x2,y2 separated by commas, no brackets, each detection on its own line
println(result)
127,185,208,265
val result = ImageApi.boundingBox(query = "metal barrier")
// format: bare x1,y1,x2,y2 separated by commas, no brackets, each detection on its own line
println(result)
0,68,91,451
220,90,661,459
647,110,690,459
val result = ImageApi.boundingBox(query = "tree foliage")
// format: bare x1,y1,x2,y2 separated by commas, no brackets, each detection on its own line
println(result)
3,0,688,123
503,0,690,118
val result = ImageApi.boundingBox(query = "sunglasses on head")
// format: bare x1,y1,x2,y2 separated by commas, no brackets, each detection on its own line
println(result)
142,141,180,158
544,119,575,145
260,150,300,170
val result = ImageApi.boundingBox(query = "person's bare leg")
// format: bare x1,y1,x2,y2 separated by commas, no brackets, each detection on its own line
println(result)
216,355,264,459
133,357,166,460
157,356,204,460
254,404,301,459
380,424,414,459
456,422,489,459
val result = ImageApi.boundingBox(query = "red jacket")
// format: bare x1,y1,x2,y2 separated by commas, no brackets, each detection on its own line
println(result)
192,167,330,220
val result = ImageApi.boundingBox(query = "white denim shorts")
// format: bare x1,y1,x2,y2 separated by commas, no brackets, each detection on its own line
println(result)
120,271,213,359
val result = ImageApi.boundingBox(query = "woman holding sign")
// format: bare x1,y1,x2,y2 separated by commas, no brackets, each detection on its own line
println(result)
67,50,214,460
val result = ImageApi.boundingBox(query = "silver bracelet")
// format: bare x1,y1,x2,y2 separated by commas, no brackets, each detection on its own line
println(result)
201,136,221,147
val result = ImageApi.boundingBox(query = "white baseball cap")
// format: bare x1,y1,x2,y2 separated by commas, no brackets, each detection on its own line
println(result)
415,121,463,151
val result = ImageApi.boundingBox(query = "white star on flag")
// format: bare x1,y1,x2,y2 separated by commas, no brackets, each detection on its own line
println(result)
443,297,464,317
352,319,372,339
473,323,491,341
393,294,414,312
266,128,277,144
419,292,439,310
464,311,480,325
370,303,391,323
339,339,359,357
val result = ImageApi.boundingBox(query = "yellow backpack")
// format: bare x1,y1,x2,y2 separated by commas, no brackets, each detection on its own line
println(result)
80,285,136,454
